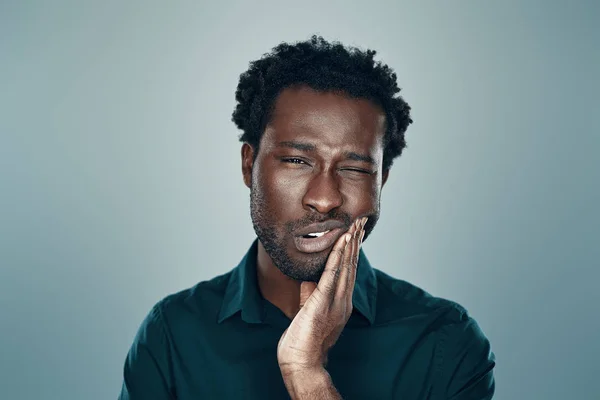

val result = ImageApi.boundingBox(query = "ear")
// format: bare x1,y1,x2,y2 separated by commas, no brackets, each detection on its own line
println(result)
382,168,389,188
241,143,255,189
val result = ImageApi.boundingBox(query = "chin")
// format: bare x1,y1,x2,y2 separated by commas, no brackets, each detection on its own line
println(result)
289,270,323,283
294,258,327,282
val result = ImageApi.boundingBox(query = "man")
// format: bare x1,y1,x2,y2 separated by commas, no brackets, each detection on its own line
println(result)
119,36,496,399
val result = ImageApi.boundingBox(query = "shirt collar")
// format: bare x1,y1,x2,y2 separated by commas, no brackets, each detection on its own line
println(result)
218,238,378,325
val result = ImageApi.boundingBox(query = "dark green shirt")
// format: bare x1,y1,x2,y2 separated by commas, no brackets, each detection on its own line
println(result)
120,240,495,399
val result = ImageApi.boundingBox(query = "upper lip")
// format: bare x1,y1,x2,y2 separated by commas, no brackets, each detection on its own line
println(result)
295,220,347,237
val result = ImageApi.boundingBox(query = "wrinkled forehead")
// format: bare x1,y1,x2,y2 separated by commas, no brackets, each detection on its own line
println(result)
263,87,387,151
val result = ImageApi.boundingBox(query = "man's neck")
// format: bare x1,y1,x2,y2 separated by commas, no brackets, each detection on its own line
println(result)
256,241,302,320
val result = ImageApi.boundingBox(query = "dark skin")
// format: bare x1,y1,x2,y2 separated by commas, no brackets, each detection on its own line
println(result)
241,86,389,398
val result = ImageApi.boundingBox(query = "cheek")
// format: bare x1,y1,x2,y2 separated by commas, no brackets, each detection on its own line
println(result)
257,170,305,213
370,180,382,203
340,182,381,213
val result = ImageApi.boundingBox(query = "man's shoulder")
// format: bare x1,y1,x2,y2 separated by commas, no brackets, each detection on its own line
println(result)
373,268,472,327
152,269,234,321
373,271,495,396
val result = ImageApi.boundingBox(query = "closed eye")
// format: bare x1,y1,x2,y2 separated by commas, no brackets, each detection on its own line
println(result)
281,158,372,174
341,168,371,174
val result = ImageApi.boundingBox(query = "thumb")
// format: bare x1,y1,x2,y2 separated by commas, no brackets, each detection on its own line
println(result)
299,281,318,309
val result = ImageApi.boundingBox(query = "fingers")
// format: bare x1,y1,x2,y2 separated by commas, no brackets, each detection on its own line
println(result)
317,216,367,301
346,220,365,305
336,218,359,296
338,217,366,301
317,225,353,295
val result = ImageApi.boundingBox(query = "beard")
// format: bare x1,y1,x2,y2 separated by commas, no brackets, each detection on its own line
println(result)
249,180,380,283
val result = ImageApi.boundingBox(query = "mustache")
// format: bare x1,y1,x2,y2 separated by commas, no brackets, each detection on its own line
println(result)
286,212,354,233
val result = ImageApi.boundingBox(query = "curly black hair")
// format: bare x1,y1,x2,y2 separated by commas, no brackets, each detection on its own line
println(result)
231,35,413,171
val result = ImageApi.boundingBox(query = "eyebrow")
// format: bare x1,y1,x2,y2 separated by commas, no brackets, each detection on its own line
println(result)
276,140,377,165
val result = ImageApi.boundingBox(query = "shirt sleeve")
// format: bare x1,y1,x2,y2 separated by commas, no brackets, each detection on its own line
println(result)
437,313,496,399
119,303,175,400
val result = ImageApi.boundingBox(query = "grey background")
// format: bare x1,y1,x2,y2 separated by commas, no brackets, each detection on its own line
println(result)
1,1,598,399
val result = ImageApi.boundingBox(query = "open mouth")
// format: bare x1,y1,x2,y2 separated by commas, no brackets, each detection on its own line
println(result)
294,228,343,253
301,230,330,239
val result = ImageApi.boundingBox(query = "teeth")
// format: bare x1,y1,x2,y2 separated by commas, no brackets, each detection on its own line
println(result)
307,230,330,238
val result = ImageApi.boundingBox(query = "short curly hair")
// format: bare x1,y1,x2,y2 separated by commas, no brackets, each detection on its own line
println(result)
231,35,413,171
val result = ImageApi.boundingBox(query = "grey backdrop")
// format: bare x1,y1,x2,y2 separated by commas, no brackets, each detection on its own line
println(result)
1,1,598,399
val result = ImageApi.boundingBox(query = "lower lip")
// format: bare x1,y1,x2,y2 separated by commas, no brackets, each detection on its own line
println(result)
293,228,344,253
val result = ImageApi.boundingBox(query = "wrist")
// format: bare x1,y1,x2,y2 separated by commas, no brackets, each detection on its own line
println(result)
281,367,335,399
278,352,328,374
280,364,326,380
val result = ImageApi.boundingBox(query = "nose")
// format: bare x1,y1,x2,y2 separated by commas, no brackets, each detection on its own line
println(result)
302,171,344,214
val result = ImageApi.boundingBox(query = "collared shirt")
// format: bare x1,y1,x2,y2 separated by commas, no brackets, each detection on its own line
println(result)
119,239,496,399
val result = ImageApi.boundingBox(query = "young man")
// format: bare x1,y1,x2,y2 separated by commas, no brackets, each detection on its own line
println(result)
119,36,496,399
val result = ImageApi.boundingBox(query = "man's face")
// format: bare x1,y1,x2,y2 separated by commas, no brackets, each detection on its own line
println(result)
242,86,389,282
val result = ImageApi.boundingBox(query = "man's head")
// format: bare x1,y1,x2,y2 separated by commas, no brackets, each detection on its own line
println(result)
232,36,413,282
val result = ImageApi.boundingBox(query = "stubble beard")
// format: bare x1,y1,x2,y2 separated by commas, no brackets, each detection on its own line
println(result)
249,182,381,283
250,185,327,282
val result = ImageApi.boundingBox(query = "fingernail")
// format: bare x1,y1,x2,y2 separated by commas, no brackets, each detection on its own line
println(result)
345,233,352,243
362,217,368,227
360,230,365,243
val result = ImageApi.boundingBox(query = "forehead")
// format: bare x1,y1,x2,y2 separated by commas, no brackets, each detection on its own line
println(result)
263,86,387,150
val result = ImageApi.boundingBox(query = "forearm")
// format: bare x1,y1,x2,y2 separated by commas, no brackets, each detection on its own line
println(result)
282,368,342,400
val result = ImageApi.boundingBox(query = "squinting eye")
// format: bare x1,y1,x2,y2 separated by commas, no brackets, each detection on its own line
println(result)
342,168,371,174
282,158,306,164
